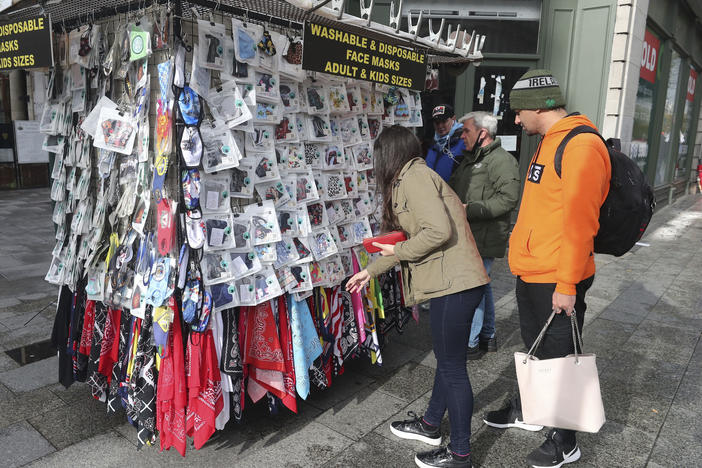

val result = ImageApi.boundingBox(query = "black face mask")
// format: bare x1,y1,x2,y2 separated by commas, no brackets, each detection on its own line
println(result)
470,129,486,153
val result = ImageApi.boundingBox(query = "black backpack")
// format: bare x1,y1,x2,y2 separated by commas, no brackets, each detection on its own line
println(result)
554,125,655,257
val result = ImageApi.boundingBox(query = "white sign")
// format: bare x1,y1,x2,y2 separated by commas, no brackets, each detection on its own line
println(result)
499,134,517,152
15,120,49,163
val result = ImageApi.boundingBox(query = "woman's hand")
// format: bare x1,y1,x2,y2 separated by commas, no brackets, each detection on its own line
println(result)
372,242,395,257
346,269,371,294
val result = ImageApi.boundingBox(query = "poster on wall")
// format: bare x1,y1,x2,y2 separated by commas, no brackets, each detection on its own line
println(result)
302,22,426,91
0,15,53,70
15,120,48,163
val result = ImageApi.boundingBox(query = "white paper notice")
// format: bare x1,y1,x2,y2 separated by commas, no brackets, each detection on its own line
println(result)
206,191,220,210
499,135,517,152
240,284,254,303
232,256,248,275
210,227,225,246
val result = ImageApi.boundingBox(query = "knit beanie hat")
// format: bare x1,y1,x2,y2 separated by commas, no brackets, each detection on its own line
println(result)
509,69,566,110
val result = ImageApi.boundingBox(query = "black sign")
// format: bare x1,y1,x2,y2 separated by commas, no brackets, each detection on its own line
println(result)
0,15,53,70
303,22,426,91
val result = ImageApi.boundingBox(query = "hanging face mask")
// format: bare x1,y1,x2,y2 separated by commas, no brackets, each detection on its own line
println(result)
173,43,186,88
209,281,240,311
182,260,203,323
229,159,255,198
201,251,235,285
177,86,203,126
181,168,201,210
178,125,203,167
144,257,171,307
207,83,251,128
230,250,261,279
185,209,206,249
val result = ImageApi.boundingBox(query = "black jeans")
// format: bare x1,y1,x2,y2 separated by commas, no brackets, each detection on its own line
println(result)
515,275,594,441
424,285,485,455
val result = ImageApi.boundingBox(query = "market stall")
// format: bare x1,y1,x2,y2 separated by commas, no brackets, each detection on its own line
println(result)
3,0,482,454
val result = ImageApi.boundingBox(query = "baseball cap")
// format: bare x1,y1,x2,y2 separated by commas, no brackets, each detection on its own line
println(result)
431,104,455,121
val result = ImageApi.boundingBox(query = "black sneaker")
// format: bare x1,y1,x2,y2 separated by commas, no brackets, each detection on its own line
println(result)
466,345,485,361
390,411,442,446
483,398,543,431
479,336,497,352
526,429,581,468
415,447,473,468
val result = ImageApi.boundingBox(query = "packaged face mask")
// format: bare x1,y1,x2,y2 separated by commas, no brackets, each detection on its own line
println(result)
201,173,232,214
306,114,333,142
209,281,240,311
201,251,236,285
252,267,283,305
279,82,301,112
255,180,290,208
352,142,374,171
322,143,345,170
203,214,237,251
368,117,381,140
328,84,350,114
292,236,313,263
229,214,253,252
295,170,319,204
244,200,282,246
254,71,280,103
306,201,329,231
200,120,241,173
288,263,312,293
254,243,277,263
208,82,252,128
189,49,211,99
320,255,345,286
273,238,299,269
245,125,275,152
274,114,298,143
94,108,137,156
304,83,329,115
251,150,280,183
278,209,299,237
229,250,262,279
229,159,255,198
326,201,346,225
280,175,298,209
284,143,307,172
323,172,348,201
232,19,261,65
197,20,226,71
254,101,281,124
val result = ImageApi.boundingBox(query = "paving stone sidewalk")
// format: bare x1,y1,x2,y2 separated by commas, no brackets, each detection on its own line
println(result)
0,188,700,467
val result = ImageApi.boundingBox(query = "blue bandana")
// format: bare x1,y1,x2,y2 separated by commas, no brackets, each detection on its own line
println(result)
434,121,463,150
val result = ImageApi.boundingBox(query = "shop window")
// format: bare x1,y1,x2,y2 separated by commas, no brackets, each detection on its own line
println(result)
654,50,682,186
675,66,697,179
631,28,660,174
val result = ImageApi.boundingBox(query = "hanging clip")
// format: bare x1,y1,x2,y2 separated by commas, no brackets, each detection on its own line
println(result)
330,0,346,20
407,10,422,40
457,29,475,57
428,17,445,45
360,0,374,27
445,23,461,52
389,0,402,32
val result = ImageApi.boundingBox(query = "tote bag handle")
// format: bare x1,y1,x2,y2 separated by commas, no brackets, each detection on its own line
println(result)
522,310,584,364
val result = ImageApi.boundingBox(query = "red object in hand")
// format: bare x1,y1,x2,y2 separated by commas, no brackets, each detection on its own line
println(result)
363,231,407,253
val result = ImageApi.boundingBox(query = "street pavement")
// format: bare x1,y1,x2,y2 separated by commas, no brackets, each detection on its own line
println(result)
0,188,700,467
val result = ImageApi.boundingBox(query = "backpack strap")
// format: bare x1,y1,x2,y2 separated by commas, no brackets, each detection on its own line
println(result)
554,125,608,178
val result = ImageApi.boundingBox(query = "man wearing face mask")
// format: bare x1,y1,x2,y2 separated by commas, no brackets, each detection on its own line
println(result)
425,104,466,181
449,111,520,359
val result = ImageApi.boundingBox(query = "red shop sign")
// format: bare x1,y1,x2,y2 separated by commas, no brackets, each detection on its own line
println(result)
687,68,697,102
640,29,660,84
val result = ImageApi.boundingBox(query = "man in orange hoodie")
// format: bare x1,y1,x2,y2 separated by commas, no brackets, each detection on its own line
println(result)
483,70,611,468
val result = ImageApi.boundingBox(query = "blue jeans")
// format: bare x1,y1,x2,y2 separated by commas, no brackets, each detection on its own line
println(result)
423,286,485,455
469,257,495,347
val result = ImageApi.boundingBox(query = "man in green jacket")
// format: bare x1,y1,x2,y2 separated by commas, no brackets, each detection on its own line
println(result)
449,111,521,359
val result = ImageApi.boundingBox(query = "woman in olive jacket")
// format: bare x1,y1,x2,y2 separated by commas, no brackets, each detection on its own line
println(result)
347,126,489,468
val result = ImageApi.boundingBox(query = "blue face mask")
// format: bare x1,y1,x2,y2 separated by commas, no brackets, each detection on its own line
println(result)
237,28,256,60
178,86,202,125
210,282,234,308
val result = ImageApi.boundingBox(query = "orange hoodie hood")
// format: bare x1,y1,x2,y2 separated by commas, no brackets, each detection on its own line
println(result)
508,114,611,295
